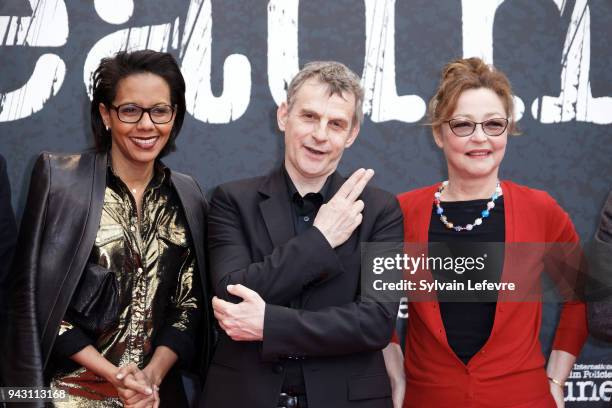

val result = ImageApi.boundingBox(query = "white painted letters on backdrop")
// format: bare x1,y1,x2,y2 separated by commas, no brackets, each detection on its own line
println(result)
0,1,609,125
267,0,299,107
461,0,524,121
84,0,175,99
181,0,251,123
0,0,68,122
362,0,426,123
532,0,612,124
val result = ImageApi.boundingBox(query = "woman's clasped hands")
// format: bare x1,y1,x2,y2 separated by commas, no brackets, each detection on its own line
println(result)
111,363,160,408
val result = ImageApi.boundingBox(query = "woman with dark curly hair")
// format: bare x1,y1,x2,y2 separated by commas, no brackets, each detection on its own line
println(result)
3,50,212,407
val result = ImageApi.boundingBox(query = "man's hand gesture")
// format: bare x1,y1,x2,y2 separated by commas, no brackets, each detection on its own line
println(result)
313,168,374,248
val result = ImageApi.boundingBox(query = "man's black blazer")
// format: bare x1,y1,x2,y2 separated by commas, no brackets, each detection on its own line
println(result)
201,166,403,408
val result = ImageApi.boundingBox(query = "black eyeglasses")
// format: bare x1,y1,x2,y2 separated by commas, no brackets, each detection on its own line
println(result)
445,118,509,137
110,103,176,124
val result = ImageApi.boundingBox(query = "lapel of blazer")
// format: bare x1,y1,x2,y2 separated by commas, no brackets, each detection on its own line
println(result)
171,170,213,373
42,150,107,367
258,167,295,248
486,180,515,338
407,186,452,351
171,171,207,281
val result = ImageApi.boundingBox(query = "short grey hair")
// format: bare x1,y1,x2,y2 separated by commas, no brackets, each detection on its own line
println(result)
286,61,364,127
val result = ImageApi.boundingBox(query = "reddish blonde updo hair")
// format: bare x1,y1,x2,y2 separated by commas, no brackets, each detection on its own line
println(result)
428,57,519,135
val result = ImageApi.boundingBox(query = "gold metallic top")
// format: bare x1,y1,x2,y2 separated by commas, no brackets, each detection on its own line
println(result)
50,162,201,404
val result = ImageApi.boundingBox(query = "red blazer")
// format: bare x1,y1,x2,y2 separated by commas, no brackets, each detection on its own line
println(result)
395,181,588,408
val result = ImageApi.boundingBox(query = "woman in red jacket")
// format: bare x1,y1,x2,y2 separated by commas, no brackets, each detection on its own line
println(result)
392,57,587,408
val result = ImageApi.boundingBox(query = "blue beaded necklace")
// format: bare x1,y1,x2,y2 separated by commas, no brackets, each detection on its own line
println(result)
434,180,502,232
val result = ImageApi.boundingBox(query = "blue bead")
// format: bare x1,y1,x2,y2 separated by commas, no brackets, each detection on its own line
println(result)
481,210,490,218
436,207,444,215
492,194,498,200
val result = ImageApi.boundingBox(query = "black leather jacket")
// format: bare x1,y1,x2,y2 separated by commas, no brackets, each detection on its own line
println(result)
2,150,212,392
0,153,18,334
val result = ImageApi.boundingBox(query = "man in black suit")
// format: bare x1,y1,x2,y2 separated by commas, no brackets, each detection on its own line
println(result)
0,153,18,377
201,61,403,408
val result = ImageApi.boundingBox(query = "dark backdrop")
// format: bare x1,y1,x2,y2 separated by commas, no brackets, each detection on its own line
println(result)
1,1,611,405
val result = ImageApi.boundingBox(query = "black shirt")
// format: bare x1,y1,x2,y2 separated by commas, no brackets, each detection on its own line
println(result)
280,167,331,395
428,196,505,365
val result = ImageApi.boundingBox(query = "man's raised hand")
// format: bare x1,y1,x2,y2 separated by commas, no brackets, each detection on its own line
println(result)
313,168,374,248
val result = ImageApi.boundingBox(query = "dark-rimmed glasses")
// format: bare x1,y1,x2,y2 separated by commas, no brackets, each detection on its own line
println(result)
110,103,176,124
445,118,509,137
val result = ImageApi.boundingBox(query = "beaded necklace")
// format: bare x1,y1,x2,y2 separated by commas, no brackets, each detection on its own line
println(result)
434,180,502,232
